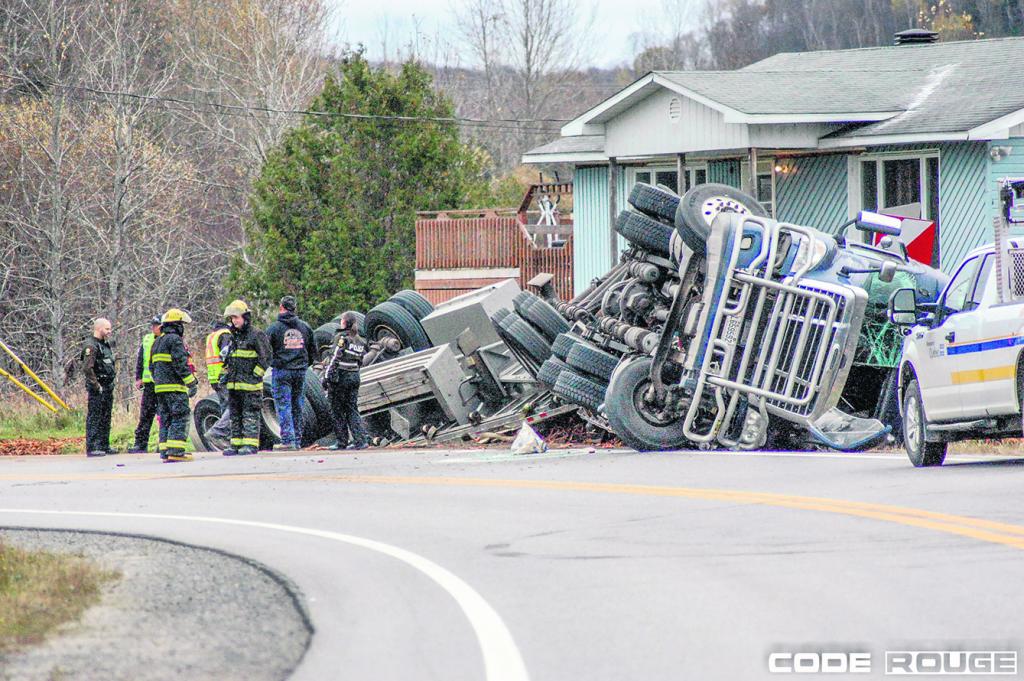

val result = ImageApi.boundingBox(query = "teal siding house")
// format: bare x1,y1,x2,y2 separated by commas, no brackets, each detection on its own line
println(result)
523,34,1024,294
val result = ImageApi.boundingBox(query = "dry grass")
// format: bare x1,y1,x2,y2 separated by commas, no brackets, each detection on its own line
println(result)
0,541,118,651
0,394,148,454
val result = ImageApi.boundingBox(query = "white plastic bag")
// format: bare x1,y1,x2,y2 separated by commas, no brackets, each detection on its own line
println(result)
510,422,547,455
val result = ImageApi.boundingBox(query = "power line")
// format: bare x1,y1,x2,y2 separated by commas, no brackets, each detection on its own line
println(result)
0,72,569,133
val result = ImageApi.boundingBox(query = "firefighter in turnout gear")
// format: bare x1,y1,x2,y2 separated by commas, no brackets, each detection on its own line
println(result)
82,318,116,457
150,308,197,462
130,316,162,453
221,300,271,456
322,312,381,450
205,320,232,412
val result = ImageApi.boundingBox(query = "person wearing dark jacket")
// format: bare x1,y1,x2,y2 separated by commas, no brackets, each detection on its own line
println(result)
129,316,162,453
149,309,197,462
82,317,116,457
221,299,271,457
265,296,314,450
322,311,380,451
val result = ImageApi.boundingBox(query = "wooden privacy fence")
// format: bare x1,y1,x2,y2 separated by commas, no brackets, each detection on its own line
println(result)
415,209,573,305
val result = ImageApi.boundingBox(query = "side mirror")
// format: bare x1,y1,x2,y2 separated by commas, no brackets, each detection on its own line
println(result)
888,287,918,326
856,210,902,236
878,260,898,283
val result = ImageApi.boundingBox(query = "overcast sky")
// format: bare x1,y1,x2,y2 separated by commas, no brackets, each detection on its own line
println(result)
326,0,679,69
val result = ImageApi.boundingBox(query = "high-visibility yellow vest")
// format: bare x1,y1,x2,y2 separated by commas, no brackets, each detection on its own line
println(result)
205,328,230,383
141,332,156,384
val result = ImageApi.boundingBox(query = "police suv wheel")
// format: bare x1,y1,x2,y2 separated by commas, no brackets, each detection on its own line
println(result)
902,378,946,467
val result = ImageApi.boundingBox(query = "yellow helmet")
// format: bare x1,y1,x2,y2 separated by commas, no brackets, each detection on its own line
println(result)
223,299,250,317
161,308,192,324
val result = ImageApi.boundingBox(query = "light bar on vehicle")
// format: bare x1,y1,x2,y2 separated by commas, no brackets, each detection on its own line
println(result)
855,211,902,236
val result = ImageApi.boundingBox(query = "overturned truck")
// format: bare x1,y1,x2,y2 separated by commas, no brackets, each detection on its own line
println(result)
509,182,948,452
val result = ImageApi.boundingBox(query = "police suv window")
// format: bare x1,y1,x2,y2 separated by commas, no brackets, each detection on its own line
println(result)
942,256,980,314
966,254,994,311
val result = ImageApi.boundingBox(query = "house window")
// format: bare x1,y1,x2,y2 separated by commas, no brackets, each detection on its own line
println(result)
742,158,776,217
856,152,939,221
682,167,707,192
629,166,679,194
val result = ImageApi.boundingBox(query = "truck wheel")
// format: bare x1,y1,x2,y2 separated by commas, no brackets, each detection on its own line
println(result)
302,368,332,443
365,301,431,352
903,378,946,467
390,290,434,321
553,369,606,412
628,182,679,223
193,395,222,451
552,332,582,361
514,291,569,341
537,357,569,388
676,183,767,253
614,210,673,256
507,316,553,365
313,322,341,359
605,355,692,452
566,342,619,382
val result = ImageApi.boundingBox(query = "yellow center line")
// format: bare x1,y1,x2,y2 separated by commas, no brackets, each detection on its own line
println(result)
4,471,1024,550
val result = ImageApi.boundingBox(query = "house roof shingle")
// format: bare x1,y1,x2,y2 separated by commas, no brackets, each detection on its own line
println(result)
741,37,1024,138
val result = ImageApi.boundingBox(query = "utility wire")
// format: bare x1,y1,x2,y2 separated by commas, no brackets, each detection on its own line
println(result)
0,72,569,133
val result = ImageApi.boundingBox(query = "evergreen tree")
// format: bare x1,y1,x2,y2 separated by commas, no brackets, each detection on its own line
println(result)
230,51,501,324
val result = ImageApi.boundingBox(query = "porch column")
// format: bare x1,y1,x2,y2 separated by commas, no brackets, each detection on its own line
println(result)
676,153,686,193
609,157,619,265
746,147,758,196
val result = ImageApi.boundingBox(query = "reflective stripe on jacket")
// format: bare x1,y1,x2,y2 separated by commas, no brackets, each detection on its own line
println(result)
150,328,196,394
223,324,271,392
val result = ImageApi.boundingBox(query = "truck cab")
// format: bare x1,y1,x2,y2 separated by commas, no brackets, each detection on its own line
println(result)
894,239,1024,466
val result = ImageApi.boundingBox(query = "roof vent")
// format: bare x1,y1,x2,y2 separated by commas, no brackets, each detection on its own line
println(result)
894,28,938,45
668,97,682,123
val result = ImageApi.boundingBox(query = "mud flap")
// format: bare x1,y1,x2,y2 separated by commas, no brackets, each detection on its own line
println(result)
806,407,890,451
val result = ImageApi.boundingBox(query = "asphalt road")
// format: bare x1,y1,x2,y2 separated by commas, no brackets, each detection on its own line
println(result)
2,446,1024,680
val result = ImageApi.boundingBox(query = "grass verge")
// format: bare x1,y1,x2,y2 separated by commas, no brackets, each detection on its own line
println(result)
0,394,195,454
0,541,119,651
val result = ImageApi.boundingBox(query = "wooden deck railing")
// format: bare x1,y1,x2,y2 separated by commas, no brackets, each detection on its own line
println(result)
415,212,573,304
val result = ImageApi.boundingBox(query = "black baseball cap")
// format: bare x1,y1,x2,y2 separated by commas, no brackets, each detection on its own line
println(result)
280,296,296,312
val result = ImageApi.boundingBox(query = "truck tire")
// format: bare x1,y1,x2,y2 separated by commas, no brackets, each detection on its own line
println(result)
193,395,222,451
390,290,434,321
552,332,581,361
628,182,679,223
605,355,692,452
313,322,341,359
514,291,569,341
537,357,569,388
365,301,431,352
566,342,619,382
615,210,673,256
302,368,331,440
553,369,606,412
507,316,552,365
902,378,946,467
675,183,767,253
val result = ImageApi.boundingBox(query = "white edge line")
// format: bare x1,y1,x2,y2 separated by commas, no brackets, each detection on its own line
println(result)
0,509,530,681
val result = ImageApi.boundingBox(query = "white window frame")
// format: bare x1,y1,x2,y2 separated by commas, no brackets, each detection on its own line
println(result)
847,149,940,222
626,163,708,196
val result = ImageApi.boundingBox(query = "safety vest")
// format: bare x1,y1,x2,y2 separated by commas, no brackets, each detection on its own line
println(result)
205,328,230,383
141,332,156,384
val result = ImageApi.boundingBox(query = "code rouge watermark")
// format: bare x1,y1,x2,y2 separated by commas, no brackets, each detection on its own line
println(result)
768,650,1017,675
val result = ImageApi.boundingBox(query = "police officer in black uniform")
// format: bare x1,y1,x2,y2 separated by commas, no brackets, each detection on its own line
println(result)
83,317,116,457
322,312,381,451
